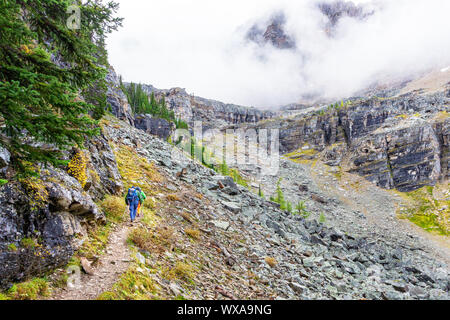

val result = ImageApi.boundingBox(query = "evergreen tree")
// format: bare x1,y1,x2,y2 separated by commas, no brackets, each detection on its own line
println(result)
150,92,159,114
219,157,230,176
0,0,122,173
294,200,310,218
273,178,287,210
258,185,265,198
123,83,189,129
287,202,292,213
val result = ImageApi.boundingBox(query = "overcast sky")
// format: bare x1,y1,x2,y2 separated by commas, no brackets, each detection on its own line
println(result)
106,0,450,108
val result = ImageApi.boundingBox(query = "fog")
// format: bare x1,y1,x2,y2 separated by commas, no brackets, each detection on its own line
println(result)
106,0,450,108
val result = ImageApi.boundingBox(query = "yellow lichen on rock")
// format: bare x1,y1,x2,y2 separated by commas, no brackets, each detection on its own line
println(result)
67,150,88,188
20,176,49,211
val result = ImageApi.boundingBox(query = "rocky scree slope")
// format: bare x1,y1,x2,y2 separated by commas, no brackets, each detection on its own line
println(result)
255,157,450,265
106,118,449,299
1,114,449,299
242,90,449,192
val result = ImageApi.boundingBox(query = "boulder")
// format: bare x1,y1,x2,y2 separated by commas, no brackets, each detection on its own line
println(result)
134,114,175,140
0,174,104,289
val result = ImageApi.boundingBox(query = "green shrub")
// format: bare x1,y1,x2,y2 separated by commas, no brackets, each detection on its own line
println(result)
258,185,265,198
7,278,50,300
294,200,310,218
128,227,153,252
0,293,9,300
271,178,288,210
398,185,449,236
99,195,126,223
287,202,292,213
166,262,195,282
319,212,326,224
97,267,156,300
20,238,36,249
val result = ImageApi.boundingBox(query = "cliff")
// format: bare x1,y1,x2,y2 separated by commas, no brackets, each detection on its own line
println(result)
245,90,449,192
137,84,274,129
0,133,123,289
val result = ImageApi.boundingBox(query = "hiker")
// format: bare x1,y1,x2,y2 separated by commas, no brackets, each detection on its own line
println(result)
125,186,140,223
136,187,147,217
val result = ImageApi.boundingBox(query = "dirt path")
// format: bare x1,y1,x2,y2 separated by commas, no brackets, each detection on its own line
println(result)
49,224,133,300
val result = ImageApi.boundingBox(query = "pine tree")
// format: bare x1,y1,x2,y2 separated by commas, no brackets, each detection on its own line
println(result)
276,178,284,203
219,157,230,176
295,200,310,218
150,92,159,114
287,202,292,213
0,0,122,174
258,184,264,198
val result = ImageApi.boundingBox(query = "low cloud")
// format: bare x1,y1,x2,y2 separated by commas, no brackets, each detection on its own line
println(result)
107,0,450,108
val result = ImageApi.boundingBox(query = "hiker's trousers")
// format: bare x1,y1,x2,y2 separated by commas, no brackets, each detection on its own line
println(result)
129,199,139,221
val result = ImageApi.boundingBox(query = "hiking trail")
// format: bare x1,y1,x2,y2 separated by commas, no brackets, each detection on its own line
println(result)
49,223,134,300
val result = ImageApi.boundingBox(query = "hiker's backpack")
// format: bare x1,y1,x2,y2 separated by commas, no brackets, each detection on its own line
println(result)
126,187,139,204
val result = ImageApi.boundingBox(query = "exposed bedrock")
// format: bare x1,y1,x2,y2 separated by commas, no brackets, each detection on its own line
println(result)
134,114,175,141
136,84,274,129
248,92,449,191
0,132,122,289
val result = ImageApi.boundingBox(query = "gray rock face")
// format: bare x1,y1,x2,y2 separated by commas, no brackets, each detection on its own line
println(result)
134,84,274,129
0,131,120,289
105,67,134,125
0,147,10,169
0,146,10,176
0,179,104,289
134,114,175,140
47,180,102,220
318,1,374,31
246,12,296,49
250,92,449,191
85,134,123,201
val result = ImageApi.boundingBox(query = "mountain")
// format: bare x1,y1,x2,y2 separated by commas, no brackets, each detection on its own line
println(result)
1,63,449,299
237,76,450,192
246,13,296,49
245,1,374,49
135,83,274,130
0,0,449,302
2,102,449,300
318,1,375,36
